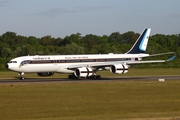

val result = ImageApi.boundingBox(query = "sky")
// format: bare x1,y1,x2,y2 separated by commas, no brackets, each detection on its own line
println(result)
0,0,180,38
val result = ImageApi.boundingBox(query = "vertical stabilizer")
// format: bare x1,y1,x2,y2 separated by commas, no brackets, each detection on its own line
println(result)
126,28,151,54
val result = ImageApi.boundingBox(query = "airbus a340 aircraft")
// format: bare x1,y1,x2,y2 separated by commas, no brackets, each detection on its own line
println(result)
7,28,175,80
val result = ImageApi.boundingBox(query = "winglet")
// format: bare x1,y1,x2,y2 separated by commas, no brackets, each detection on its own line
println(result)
167,56,176,62
126,28,151,54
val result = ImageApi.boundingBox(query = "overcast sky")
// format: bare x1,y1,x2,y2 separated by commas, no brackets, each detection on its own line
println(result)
0,0,180,38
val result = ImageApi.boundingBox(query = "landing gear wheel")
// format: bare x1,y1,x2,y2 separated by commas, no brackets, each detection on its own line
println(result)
89,75,101,79
19,72,25,80
20,77,25,80
96,75,101,79
68,74,78,79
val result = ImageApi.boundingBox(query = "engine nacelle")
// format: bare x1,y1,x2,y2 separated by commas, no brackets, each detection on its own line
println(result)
110,64,128,74
37,72,54,77
74,67,93,78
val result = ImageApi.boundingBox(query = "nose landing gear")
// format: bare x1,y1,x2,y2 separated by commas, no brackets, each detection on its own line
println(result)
18,72,25,80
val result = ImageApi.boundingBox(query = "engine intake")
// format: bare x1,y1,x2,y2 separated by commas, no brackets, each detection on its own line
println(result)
37,72,54,77
74,67,93,78
110,64,128,74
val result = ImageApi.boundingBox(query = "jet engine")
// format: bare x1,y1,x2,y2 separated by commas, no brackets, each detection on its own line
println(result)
110,64,128,74
37,72,54,77
74,67,93,78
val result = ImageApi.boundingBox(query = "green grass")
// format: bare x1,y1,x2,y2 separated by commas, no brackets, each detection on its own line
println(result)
0,68,180,120
0,81,180,120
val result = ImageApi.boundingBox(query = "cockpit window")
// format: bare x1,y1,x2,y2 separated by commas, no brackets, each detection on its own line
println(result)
20,60,31,66
9,61,17,63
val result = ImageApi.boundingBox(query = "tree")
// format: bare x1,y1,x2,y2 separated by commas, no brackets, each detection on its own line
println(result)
53,37,63,46
43,48,51,55
122,31,139,44
0,30,180,70
2,32,17,46
82,34,101,53
27,36,39,46
173,34,180,59
14,47,22,57
22,44,36,55
14,35,27,46
61,36,70,46
40,36,52,46
2,32,16,42
150,35,169,53
62,43,85,55
1,47,12,59
108,32,122,43
47,46,55,54
68,33,82,46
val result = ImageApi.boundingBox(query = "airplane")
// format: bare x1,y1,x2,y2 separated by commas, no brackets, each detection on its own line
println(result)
6,28,176,80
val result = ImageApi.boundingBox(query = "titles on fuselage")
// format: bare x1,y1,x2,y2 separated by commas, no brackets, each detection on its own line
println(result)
65,56,89,59
32,56,89,60
33,57,50,60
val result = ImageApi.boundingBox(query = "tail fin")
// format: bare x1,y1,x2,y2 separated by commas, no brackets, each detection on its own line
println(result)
126,28,151,54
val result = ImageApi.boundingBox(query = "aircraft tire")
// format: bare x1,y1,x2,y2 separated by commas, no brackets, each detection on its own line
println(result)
20,77,24,80
68,74,78,79
96,75,101,79
89,75,101,79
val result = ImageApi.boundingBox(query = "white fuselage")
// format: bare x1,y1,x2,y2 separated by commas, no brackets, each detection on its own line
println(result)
7,53,149,73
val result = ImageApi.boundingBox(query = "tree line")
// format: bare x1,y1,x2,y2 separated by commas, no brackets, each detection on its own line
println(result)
0,31,180,70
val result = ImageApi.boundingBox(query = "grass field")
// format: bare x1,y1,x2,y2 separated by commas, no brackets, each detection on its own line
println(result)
0,68,180,120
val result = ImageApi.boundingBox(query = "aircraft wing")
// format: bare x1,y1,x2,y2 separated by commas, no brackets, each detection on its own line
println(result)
68,55,176,70
141,52,176,58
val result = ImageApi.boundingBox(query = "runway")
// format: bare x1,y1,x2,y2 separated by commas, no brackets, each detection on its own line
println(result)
0,75,180,84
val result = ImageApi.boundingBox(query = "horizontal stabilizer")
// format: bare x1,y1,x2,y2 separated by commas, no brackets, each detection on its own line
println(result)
167,56,176,62
143,52,176,58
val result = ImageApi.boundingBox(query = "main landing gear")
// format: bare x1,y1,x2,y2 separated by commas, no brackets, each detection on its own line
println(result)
18,72,25,80
68,74,78,79
88,72,101,79
88,75,101,79
68,74,101,79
